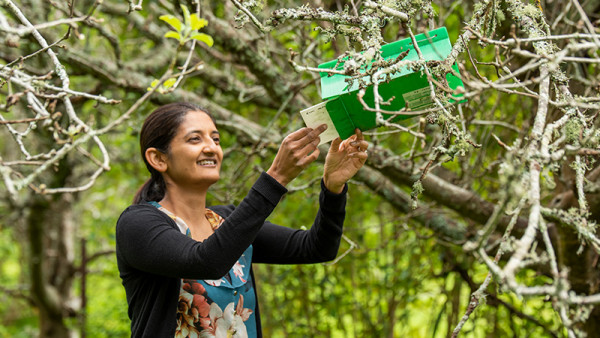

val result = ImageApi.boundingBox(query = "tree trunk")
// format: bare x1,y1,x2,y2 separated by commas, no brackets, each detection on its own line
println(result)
25,157,77,337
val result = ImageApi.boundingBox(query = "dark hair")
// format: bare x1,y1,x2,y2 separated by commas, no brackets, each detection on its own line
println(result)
133,102,215,204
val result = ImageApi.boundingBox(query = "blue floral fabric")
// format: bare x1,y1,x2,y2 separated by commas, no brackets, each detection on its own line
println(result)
148,202,257,338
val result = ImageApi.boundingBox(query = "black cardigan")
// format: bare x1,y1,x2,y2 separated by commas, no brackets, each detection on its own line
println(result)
116,172,347,337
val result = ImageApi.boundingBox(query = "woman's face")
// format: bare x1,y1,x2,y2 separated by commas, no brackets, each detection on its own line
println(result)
162,110,223,188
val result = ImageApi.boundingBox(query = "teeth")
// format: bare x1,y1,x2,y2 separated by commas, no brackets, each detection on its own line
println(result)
199,160,216,165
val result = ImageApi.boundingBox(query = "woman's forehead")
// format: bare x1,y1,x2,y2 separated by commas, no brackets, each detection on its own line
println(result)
180,111,217,133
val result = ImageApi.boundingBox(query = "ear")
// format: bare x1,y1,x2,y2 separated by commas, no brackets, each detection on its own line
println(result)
145,147,168,173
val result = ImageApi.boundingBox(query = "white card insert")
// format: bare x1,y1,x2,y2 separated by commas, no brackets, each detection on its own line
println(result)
300,101,340,145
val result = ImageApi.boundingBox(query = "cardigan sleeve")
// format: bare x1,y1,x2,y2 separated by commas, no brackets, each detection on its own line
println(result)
251,179,348,264
116,172,287,280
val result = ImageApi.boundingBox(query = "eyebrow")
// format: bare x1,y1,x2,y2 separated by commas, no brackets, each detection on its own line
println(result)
184,130,220,137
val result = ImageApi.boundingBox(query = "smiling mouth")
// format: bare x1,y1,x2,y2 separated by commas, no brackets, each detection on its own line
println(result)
198,159,217,166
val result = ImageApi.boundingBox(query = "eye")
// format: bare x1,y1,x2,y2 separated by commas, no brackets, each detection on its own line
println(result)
188,136,201,142
213,137,220,144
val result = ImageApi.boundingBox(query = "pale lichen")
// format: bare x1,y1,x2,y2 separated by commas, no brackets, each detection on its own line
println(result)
410,179,424,209
563,118,582,145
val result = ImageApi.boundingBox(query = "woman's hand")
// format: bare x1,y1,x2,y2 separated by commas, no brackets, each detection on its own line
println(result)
323,129,369,193
267,125,328,187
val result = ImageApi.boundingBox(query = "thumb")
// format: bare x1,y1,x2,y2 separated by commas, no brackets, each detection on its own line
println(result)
329,137,343,153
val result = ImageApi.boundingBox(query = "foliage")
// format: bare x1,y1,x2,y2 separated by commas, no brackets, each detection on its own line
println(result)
160,5,214,47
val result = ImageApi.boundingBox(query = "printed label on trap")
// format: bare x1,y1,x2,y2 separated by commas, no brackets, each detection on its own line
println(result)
402,87,435,110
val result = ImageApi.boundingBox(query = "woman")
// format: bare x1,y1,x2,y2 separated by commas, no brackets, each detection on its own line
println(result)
116,102,368,337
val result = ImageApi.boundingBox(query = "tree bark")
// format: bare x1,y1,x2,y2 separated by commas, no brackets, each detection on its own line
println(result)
25,158,76,337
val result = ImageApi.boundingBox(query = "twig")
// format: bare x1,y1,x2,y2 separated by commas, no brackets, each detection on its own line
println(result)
231,0,267,32
3,0,88,130
569,0,600,47
323,234,358,265
127,0,143,13
363,1,409,22
503,64,550,276
0,15,90,36
0,116,50,125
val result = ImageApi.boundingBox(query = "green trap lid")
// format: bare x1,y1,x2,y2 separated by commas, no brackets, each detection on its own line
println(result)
312,27,465,140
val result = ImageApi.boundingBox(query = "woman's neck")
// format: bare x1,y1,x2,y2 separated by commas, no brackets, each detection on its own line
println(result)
159,185,208,226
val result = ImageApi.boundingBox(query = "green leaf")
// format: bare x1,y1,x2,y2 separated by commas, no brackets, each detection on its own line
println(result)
159,15,182,32
164,31,181,41
147,79,160,92
163,78,177,88
191,33,214,47
180,5,191,31
190,14,207,30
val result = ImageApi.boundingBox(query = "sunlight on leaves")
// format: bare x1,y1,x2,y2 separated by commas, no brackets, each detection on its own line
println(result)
159,5,214,47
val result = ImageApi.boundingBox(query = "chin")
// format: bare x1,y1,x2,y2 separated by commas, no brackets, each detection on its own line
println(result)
205,174,220,185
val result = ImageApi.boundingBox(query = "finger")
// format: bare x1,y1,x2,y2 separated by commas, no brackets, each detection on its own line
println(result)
350,140,369,151
342,134,358,151
298,148,320,167
348,151,368,161
338,136,351,150
295,124,327,148
355,128,364,141
289,133,320,161
286,127,313,142
299,137,321,158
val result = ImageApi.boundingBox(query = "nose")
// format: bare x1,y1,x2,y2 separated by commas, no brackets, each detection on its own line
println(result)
202,138,219,154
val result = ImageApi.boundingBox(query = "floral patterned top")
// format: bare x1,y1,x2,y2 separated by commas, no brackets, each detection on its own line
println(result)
148,202,256,338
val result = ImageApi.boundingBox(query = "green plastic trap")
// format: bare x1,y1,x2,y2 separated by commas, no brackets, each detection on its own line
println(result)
315,26,465,140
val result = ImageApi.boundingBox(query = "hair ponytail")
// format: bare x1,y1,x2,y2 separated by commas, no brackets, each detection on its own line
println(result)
133,102,214,204
133,174,167,204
